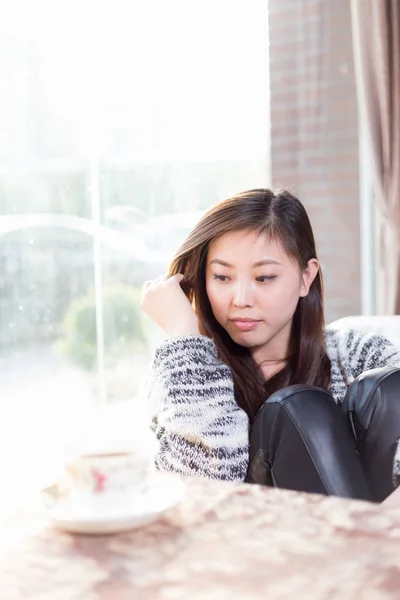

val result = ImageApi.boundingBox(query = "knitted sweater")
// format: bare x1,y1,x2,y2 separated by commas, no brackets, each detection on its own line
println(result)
149,326,400,488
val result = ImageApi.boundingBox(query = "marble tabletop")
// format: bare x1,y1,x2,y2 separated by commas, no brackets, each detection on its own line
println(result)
1,477,400,600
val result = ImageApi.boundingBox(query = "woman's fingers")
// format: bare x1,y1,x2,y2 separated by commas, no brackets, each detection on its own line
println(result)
140,272,198,337
142,273,170,290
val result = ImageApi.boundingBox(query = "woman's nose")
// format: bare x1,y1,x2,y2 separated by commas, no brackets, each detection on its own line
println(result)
232,282,254,308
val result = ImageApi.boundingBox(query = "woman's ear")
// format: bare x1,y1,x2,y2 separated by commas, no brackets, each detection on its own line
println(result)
299,258,319,297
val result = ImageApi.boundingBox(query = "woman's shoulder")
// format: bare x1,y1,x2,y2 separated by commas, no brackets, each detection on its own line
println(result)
325,324,400,372
325,323,392,347
325,324,371,349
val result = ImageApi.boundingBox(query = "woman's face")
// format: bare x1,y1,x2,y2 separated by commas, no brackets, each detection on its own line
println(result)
205,230,319,360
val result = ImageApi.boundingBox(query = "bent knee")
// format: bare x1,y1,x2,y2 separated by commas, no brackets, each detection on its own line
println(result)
261,384,334,408
254,384,337,424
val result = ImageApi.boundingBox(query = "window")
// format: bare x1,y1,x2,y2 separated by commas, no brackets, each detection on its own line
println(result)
0,0,269,498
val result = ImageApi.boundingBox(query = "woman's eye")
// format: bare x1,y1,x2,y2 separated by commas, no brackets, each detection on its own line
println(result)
213,274,229,282
256,275,277,283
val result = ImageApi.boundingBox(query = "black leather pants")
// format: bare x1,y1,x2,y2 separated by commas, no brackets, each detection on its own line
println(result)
246,367,400,502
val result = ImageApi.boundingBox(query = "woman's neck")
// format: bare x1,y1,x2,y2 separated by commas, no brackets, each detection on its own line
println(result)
251,341,291,368
259,357,288,381
251,327,293,381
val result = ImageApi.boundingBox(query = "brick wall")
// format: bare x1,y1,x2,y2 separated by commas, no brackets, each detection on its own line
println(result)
268,0,360,323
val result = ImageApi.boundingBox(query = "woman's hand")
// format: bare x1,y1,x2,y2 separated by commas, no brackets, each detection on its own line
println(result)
140,273,200,338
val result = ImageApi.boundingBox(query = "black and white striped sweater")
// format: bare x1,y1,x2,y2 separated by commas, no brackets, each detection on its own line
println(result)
149,326,400,488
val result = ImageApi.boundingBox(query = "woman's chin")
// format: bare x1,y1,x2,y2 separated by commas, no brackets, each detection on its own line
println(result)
229,331,259,348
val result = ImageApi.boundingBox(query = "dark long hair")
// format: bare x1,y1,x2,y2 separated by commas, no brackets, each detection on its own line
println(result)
168,189,331,422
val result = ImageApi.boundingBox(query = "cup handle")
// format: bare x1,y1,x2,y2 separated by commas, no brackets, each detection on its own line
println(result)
41,481,67,508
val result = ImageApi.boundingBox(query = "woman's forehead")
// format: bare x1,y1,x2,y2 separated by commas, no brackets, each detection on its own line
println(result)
207,230,290,264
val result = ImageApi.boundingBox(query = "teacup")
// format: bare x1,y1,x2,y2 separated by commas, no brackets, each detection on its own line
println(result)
42,403,157,513
42,430,157,510
42,448,154,511
68,449,151,490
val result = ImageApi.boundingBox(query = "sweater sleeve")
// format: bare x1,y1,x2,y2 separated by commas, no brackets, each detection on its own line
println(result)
147,334,249,482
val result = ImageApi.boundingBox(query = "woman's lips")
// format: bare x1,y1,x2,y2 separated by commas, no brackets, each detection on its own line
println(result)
231,319,260,331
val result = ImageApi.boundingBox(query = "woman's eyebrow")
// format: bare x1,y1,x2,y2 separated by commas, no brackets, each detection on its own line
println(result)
209,259,233,267
253,259,282,266
209,258,282,267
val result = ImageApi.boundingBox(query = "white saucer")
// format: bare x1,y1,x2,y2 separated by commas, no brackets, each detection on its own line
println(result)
46,472,186,535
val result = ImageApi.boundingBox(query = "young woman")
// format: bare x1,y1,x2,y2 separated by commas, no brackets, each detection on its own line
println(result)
141,189,400,504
